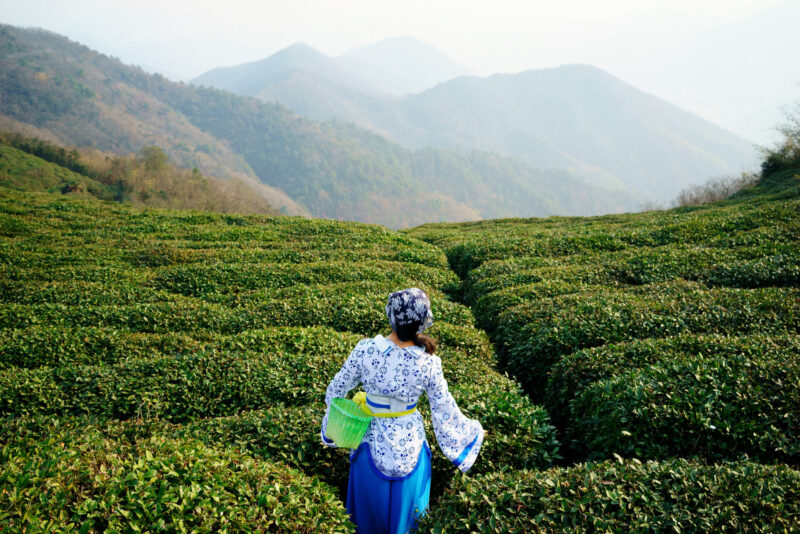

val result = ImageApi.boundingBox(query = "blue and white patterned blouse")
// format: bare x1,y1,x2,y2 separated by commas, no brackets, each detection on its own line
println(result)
321,335,484,478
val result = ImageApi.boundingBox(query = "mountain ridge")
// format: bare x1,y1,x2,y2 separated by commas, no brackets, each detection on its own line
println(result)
194,47,758,201
0,24,638,228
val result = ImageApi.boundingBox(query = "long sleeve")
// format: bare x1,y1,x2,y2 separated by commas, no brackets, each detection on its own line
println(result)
320,341,364,447
426,355,484,473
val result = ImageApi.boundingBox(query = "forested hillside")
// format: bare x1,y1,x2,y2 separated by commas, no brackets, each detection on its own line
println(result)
0,25,638,227
0,133,280,214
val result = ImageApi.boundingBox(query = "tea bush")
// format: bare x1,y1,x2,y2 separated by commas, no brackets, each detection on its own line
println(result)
569,340,800,463
545,334,800,430
152,260,457,298
497,283,799,395
0,325,204,368
0,422,353,533
0,187,561,529
420,459,800,533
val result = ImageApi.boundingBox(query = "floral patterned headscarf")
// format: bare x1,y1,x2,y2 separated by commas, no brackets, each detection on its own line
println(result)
386,288,434,334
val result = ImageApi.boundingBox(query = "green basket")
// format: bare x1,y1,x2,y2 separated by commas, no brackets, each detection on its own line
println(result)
327,398,372,448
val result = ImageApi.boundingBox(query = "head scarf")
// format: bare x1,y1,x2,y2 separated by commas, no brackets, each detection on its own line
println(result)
386,288,434,335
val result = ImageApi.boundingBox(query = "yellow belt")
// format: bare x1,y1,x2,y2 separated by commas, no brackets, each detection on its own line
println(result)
353,392,417,418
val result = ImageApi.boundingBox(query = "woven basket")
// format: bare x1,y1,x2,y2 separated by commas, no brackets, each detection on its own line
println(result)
327,398,372,448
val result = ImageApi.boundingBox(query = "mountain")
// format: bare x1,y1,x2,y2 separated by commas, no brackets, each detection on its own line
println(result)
340,36,476,95
391,65,758,199
192,42,379,97
192,43,393,129
196,44,758,201
0,25,638,228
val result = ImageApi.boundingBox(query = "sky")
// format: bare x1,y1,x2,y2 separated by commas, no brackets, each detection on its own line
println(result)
2,0,798,143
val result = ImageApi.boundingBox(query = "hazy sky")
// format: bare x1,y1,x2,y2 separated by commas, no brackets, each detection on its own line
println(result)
2,0,798,143
0,0,780,77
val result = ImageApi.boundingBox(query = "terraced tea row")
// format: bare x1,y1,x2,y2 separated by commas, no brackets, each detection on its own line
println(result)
420,458,800,532
0,420,353,533
408,171,800,471
0,188,559,531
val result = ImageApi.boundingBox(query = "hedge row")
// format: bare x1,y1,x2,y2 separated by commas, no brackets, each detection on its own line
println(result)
0,331,361,421
410,198,800,278
419,459,800,533
0,280,166,306
0,293,474,336
0,325,504,422
152,260,457,298
470,280,600,331
568,337,800,463
233,285,474,334
127,239,448,269
0,326,204,369
609,247,800,288
460,244,795,309
497,282,800,395
546,334,800,428
0,423,353,533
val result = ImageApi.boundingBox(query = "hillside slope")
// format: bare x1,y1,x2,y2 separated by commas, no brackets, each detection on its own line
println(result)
1,25,638,227
0,134,281,214
408,169,800,530
0,186,559,531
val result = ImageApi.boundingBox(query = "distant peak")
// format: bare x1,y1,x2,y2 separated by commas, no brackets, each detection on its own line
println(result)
275,42,327,58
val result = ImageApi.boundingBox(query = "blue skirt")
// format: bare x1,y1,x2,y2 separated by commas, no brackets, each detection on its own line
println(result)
346,442,432,534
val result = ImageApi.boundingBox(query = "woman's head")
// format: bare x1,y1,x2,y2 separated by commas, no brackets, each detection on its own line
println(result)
386,288,437,354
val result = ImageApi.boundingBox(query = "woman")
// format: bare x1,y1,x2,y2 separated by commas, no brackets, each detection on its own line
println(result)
321,288,484,534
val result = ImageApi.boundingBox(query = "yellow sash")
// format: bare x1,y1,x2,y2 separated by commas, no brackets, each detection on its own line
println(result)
352,392,417,418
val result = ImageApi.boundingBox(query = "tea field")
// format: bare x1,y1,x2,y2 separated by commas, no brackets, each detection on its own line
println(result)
2,167,800,532
0,187,558,532
407,169,800,531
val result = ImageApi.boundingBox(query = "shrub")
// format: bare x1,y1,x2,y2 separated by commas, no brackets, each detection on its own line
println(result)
674,173,760,207
568,338,800,463
152,260,457,298
0,326,204,369
471,280,597,331
496,282,800,397
420,459,800,533
0,424,353,533
701,252,800,288
545,334,800,429
0,330,359,421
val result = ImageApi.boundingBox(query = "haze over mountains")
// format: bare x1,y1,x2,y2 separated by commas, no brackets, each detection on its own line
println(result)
626,0,800,145
1,25,640,228
193,38,758,201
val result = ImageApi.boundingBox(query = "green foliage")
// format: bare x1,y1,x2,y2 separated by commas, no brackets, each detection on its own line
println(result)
0,143,113,199
152,260,457,298
0,326,203,369
409,171,800,481
420,459,800,533
0,328,358,421
0,422,353,533
0,188,560,529
497,282,799,395
548,335,800,463
0,131,94,176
